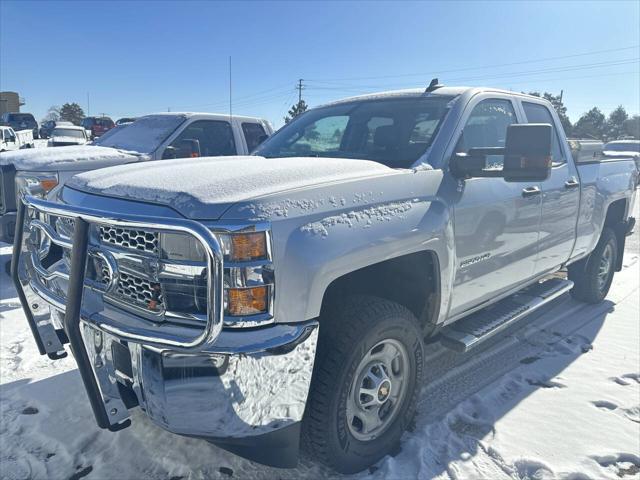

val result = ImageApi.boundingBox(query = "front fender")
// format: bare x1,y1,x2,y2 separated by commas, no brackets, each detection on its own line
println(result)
224,169,454,325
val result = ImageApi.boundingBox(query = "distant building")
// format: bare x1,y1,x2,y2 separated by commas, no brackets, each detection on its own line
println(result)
0,91,25,115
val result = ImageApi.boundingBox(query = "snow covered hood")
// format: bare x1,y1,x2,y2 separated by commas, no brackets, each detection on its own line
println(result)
0,145,143,172
67,155,397,219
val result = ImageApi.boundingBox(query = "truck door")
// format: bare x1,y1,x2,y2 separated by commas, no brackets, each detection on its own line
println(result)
449,96,542,316
521,101,580,273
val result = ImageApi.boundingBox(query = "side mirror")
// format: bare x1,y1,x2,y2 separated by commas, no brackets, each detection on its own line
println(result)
450,123,552,182
503,124,552,182
177,139,201,158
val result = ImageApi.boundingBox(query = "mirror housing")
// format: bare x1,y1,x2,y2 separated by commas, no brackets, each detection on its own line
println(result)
450,123,552,182
162,139,202,160
176,139,201,158
502,124,552,182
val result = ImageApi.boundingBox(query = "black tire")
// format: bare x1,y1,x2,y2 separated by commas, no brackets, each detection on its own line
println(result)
302,295,424,474
568,227,618,303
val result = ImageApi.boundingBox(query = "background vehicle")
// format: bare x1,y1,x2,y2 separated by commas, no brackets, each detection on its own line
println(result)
0,112,273,243
81,116,115,139
115,117,138,125
47,125,90,147
1,112,39,139
39,120,74,139
12,86,637,473
604,139,640,170
0,126,34,152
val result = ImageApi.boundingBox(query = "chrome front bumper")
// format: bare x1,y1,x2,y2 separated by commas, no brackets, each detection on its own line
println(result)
12,195,318,467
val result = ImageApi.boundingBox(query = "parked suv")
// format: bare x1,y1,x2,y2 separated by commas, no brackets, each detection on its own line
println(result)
1,112,39,139
81,116,115,138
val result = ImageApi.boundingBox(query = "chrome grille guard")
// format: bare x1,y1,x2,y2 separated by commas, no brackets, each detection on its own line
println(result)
12,194,225,352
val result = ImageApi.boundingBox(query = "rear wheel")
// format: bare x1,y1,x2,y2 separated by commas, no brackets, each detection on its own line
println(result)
302,295,424,474
568,227,618,303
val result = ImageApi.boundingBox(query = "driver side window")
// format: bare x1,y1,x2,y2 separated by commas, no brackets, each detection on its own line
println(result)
456,99,517,168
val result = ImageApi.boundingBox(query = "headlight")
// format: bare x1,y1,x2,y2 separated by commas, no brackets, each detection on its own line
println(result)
15,172,59,199
158,228,272,320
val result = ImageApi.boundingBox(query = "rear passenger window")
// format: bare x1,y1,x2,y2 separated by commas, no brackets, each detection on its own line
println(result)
457,99,517,169
522,102,565,165
242,123,267,152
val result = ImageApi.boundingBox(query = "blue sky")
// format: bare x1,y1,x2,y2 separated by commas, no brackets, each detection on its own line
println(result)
1,1,638,127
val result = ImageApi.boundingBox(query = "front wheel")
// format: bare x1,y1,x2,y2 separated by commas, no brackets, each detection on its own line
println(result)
568,227,618,303
302,295,424,474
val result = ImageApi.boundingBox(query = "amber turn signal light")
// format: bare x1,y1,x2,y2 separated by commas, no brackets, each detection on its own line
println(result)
227,286,268,316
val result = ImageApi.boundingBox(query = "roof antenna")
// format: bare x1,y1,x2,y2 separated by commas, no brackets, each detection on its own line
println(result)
425,78,443,93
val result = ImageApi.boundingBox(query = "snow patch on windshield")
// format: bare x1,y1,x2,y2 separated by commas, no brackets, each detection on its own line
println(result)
300,200,416,237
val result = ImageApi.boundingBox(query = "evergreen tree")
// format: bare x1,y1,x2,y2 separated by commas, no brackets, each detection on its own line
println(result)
623,115,640,139
573,107,606,140
59,103,85,125
284,100,308,124
605,105,628,141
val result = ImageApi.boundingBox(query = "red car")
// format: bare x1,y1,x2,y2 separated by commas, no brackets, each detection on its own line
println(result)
81,116,115,138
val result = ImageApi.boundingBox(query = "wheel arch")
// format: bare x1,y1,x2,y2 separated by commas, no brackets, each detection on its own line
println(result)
319,249,441,335
603,197,629,271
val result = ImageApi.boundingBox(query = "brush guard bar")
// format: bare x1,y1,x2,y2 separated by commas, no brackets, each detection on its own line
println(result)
12,194,225,430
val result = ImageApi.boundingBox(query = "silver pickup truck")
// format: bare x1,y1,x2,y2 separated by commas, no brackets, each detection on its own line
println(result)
12,85,638,473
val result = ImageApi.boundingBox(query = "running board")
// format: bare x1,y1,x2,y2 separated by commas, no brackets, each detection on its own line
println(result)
440,278,574,353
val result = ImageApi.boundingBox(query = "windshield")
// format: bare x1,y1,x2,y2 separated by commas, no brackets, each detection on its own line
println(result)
9,114,35,123
604,141,640,153
254,96,454,168
94,115,186,154
52,128,85,139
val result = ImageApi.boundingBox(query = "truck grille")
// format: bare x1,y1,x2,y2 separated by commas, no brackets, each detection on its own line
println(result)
109,270,164,313
56,216,76,238
100,226,159,254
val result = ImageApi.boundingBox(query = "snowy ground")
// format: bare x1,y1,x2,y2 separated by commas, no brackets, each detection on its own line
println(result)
1,221,638,479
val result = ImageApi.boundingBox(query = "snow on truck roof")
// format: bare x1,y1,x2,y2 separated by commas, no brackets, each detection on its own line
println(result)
319,86,546,107
53,125,85,130
140,112,267,122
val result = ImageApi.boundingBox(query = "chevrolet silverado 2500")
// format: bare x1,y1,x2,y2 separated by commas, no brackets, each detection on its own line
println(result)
12,86,637,473
0,112,273,243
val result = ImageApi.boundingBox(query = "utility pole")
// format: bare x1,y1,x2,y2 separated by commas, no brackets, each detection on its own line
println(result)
559,89,564,103
297,78,304,105
87,92,90,116
229,56,233,120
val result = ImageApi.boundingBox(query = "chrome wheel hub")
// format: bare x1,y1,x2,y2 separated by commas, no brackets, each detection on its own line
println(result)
597,244,613,292
346,339,410,441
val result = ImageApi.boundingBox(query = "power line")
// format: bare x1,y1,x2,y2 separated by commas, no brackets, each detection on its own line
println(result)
305,58,639,92
308,45,640,82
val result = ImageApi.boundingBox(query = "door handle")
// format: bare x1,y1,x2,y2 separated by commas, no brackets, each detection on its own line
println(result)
522,186,541,197
564,177,580,189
